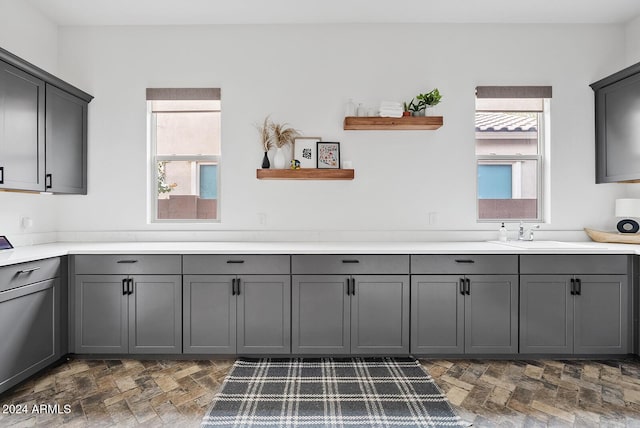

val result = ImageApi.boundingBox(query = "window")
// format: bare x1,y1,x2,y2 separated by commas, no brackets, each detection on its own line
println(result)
147,88,221,222
475,86,551,221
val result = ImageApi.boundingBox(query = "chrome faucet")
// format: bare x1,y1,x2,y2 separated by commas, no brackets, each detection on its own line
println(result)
518,222,540,241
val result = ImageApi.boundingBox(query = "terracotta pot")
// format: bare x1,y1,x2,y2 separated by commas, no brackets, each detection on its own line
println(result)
402,111,411,117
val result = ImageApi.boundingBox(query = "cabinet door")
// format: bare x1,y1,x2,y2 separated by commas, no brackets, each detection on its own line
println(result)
0,279,58,394
411,275,464,354
75,275,127,353
45,84,88,194
237,275,291,354
183,275,236,354
465,275,518,354
574,274,628,354
0,60,44,191
129,275,182,354
292,275,350,354
520,275,573,354
351,275,409,355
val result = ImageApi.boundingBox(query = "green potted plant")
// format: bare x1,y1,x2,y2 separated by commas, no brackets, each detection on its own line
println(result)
416,88,442,115
402,101,411,117
407,98,425,116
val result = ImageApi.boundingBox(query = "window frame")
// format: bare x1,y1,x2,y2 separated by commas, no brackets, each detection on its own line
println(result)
475,101,548,223
147,101,221,224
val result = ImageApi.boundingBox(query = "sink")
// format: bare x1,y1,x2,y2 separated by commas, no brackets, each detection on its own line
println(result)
488,240,596,250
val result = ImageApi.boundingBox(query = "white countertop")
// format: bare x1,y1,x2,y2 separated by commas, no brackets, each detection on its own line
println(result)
0,240,638,267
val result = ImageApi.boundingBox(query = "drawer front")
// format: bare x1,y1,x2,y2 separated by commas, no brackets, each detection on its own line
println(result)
183,255,290,275
74,255,182,275
292,255,409,275
0,258,60,293
411,255,518,275
520,255,629,275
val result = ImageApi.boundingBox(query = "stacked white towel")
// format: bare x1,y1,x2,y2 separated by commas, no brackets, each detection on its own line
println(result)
378,101,403,118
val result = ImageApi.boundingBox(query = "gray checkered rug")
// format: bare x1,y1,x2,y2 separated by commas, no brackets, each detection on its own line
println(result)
201,358,467,427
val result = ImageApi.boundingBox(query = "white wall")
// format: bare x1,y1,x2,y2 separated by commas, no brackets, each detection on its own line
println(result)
49,23,629,241
0,0,59,245
625,15,640,65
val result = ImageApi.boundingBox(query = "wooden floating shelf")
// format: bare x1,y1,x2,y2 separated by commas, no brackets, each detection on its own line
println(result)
257,169,355,180
343,116,443,130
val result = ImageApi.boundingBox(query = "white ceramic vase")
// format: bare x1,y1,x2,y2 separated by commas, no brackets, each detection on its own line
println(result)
273,147,286,169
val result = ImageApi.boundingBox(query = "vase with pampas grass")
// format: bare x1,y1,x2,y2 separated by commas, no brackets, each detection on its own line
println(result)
257,116,272,168
270,122,300,169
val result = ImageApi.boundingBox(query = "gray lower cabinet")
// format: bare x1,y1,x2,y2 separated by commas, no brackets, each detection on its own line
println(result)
519,255,630,355
0,60,45,191
0,258,62,394
45,84,88,194
183,274,291,355
411,275,519,354
75,274,182,354
520,274,628,354
292,274,410,355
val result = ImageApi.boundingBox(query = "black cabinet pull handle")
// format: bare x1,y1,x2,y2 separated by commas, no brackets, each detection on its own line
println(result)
45,173,52,190
117,260,138,264
459,278,465,295
236,278,241,295
575,278,581,296
570,278,575,295
122,278,127,295
0,166,4,184
342,260,360,264
128,278,134,295
226,260,245,264
17,267,40,274
351,278,356,295
465,278,471,295
455,259,475,264
232,278,236,295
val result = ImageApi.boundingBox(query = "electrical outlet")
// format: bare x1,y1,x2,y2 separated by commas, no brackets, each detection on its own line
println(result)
258,213,267,226
427,212,438,225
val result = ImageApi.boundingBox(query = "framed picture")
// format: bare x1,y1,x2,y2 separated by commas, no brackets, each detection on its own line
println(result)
293,137,320,168
317,142,340,169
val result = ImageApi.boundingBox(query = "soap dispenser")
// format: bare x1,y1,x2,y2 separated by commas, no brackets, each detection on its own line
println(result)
498,223,508,242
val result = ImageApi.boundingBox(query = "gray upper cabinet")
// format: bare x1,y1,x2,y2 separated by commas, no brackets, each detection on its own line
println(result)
519,255,630,355
0,47,92,193
591,61,640,183
182,255,291,355
73,255,182,354
291,255,410,355
45,84,88,194
0,258,61,394
0,60,45,191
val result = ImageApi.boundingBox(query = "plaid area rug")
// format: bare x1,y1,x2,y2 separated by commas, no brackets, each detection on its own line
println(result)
201,358,467,427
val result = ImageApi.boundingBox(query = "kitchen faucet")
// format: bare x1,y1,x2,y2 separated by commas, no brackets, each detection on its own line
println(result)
518,222,540,241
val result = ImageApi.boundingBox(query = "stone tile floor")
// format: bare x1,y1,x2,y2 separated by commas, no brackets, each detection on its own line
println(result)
421,358,640,427
0,357,639,426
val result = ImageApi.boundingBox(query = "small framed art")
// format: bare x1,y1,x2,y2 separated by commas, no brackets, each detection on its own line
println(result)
317,142,340,169
293,137,320,168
